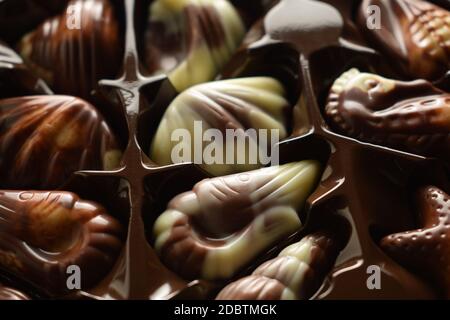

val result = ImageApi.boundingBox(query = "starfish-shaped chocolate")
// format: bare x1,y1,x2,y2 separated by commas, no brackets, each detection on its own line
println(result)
380,186,450,298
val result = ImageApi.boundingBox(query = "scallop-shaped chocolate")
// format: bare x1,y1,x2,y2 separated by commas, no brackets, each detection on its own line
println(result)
325,68,450,161
0,191,123,295
0,283,30,300
358,0,450,80
150,77,290,176
145,0,245,92
217,230,343,300
153,161,321,280
0,95,122,189
18,0,123,99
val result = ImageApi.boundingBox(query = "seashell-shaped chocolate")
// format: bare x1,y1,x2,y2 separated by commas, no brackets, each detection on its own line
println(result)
358,0,450,80
325,68,450,161
0,95,122,189
153,161,321,280
0,191,123,295
0,283,30,300
216,229,344,300
380,186,450,299
150,77,290,176
145,0,245,92
17,0,123,99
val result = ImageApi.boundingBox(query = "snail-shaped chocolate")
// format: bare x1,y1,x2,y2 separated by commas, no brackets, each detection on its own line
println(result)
153,161,321,280
145,0,245,92
18,0,123,99
325,68,450,161
0,95,122,189
0,191,123,295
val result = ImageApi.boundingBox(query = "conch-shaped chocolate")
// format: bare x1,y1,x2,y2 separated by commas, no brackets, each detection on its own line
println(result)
145,0,245,92
216,229,344,300
381,186,450,299
0,95,122,189
0,283,30,300
150,77,290,176
18,0,123,99
358,0,450,80
325,68,450,161
153,161,321,280
0,191,123,295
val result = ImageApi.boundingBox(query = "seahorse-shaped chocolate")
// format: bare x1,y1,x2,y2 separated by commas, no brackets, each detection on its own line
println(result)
325,68,450,161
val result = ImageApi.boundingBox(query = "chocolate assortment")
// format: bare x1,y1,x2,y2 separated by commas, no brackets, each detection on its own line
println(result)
1,0,450,301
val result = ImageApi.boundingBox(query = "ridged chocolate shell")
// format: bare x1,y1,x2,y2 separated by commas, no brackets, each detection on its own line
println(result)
0,95,122,189
18,0,123,99
358,0,450,80
216,231,342,300
0,190,123,295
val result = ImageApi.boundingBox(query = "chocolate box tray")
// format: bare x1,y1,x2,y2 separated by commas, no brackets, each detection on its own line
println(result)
1,0,450,300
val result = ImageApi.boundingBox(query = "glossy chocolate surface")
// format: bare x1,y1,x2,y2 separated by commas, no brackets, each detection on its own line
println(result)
1,0,450,300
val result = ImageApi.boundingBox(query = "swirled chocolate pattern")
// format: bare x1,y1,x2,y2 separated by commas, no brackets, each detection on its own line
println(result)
145,0,245,92
18,0,123,99
325,68,450,161
153,161,321,280
0,191,123,295
216,229,344,300
150,77,290,176
358,0,450,80
0,95,122,189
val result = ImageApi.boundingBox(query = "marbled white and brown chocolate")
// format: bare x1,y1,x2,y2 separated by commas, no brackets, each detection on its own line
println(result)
153,161,321,280
150,77,290,176
145,0,245,92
